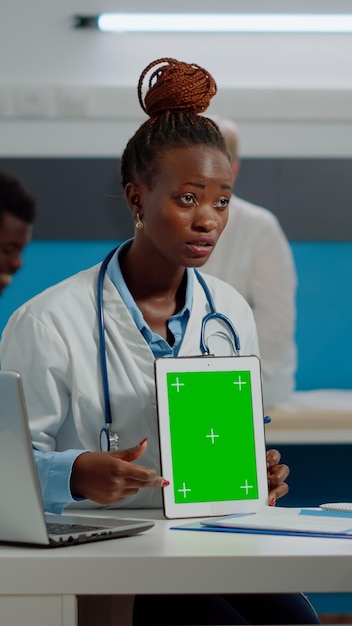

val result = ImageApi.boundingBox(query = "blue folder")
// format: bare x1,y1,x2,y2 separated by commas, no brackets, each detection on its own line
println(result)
171,508,352,539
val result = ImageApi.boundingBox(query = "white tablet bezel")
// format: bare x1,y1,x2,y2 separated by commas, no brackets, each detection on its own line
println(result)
155,355,268,519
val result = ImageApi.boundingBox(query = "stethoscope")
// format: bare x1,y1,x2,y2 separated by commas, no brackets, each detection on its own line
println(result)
97,246,241,451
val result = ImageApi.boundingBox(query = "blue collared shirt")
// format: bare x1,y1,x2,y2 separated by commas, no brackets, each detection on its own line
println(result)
106,240,193,357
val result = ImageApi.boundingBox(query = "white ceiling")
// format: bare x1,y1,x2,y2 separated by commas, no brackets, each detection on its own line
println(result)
69,0,352,13
1,0,352,156
1,0,352,88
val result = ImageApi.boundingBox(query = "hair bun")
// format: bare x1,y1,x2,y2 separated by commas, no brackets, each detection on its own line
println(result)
138,57,217,117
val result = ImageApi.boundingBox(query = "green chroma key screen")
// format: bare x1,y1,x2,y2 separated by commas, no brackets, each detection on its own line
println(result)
166,369,258,504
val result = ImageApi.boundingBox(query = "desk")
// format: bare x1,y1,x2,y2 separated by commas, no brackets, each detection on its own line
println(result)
2,508,352,625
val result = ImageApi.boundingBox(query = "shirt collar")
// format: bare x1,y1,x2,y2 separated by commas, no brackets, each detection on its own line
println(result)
106,239,193,336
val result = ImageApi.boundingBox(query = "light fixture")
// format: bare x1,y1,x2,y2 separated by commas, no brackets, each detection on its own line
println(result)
73,13,352,33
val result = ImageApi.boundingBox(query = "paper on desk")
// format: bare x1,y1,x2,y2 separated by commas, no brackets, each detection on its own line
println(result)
200,506,352,535
171,506,352,538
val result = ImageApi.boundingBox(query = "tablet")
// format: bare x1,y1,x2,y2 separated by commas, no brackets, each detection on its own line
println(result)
154,355,268,519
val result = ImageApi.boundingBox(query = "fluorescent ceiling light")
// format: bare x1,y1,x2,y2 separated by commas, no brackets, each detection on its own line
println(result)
94,13,352,33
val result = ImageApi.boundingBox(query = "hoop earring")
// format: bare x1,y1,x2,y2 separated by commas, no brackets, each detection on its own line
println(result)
135,213,144,230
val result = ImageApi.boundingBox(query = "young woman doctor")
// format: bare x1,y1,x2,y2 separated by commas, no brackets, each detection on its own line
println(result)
0,59,319,625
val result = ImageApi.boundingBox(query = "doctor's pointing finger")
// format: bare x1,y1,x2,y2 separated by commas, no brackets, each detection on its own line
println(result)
70,439,168,507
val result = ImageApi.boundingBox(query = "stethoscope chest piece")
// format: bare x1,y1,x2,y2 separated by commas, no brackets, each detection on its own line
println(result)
100,427,120,452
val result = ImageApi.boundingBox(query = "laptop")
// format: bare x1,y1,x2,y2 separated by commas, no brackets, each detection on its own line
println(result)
0,370,154,547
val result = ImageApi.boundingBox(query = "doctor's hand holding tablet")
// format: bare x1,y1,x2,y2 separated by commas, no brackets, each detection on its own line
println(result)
267,448,290,506
0,57,315,625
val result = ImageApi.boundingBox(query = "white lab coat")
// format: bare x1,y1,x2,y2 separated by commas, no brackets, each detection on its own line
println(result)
204,195,297,410
0,262,259,509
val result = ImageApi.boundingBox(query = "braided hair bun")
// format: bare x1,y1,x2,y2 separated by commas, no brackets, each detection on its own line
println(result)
138,57,217,117
120,57,228,189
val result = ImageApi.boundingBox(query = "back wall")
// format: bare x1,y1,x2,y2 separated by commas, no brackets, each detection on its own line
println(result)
0,239,350,391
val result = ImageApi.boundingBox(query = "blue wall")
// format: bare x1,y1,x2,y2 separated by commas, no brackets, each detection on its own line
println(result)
1,240,351,391
293,242,352,390
0,240,118,330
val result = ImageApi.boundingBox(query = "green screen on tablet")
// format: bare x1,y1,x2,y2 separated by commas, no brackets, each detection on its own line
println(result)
167,370,258,503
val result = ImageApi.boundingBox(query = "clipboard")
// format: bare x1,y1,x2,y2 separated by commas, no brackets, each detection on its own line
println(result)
154,355,268,519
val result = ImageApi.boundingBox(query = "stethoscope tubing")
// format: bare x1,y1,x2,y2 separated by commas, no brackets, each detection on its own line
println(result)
97,247,241,450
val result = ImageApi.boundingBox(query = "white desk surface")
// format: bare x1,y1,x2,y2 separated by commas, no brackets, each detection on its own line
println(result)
1,508,352,596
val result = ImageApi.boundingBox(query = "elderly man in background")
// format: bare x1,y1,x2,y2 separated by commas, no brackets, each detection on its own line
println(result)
204,117,297,411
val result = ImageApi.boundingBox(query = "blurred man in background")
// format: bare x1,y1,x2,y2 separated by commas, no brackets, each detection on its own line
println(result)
204,117,297,411
0,171,36,294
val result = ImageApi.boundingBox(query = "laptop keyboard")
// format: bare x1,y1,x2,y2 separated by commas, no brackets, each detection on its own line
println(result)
47,522,103,535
